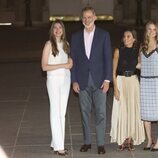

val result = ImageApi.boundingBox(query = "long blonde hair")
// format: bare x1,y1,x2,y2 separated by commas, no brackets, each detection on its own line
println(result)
143,21,158,51
49,20,70,56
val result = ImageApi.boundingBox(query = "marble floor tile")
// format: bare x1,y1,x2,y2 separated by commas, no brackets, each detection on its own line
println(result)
0,23,157,158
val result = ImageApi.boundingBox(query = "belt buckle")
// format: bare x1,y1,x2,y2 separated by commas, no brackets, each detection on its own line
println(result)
124,71,132,77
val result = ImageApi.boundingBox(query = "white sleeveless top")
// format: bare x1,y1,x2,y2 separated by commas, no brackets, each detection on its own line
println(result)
47,41,70,77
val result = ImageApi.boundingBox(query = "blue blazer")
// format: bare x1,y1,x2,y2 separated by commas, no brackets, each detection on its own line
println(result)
71,27,112,90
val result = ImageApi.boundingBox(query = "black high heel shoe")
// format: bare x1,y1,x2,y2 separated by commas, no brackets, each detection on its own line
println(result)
151,147,158,152
143,141,154,150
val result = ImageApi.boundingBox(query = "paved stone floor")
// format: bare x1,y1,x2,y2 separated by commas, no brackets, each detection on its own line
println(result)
0,22,157,158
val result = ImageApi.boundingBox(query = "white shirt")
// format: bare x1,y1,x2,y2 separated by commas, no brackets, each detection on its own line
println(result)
84,26,95,59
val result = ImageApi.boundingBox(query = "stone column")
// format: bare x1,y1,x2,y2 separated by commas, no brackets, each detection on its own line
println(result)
151,0,158,21
6,0,14,8
24,0,32,27
136,0,143,26
31,0,43,22
42,0,49,22
0,0,7,8
123,0,130,19
113,0,123,23
152,0,158,4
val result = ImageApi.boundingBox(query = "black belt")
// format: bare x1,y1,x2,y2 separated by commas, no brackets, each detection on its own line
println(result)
140,75,158,78
117,71,136,77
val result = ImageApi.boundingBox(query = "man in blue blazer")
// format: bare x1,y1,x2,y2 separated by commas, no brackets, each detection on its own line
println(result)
71,6,112,154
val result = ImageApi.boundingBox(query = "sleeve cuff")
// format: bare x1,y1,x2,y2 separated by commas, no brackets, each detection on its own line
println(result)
104,80,110,83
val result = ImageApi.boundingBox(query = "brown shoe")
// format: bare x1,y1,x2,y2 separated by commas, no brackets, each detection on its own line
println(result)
98,146,106,154
80,144,91,152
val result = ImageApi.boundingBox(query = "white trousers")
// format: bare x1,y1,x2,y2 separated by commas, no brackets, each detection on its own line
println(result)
47,73,70,151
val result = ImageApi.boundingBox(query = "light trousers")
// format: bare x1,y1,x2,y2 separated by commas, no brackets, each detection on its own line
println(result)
47,73,70,151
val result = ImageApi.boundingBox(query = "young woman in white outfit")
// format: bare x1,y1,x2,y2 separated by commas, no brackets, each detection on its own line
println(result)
41,20,73,156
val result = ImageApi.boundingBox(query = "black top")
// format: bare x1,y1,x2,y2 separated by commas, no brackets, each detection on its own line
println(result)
117,47,139,74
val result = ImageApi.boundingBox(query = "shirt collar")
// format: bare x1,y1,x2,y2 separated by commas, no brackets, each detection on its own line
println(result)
84,25,96,35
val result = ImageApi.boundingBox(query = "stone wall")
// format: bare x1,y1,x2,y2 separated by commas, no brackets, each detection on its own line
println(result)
0,0,158,25
0,0,48,25
113,0,152,24
151,0,158,21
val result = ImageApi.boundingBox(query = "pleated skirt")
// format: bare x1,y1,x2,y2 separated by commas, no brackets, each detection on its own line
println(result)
110,75,145,145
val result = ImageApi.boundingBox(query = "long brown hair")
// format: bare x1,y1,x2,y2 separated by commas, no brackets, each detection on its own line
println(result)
143,21,158,51
49,20,70,56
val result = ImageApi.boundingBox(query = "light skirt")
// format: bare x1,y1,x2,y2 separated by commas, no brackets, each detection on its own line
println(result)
110,75,145,145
